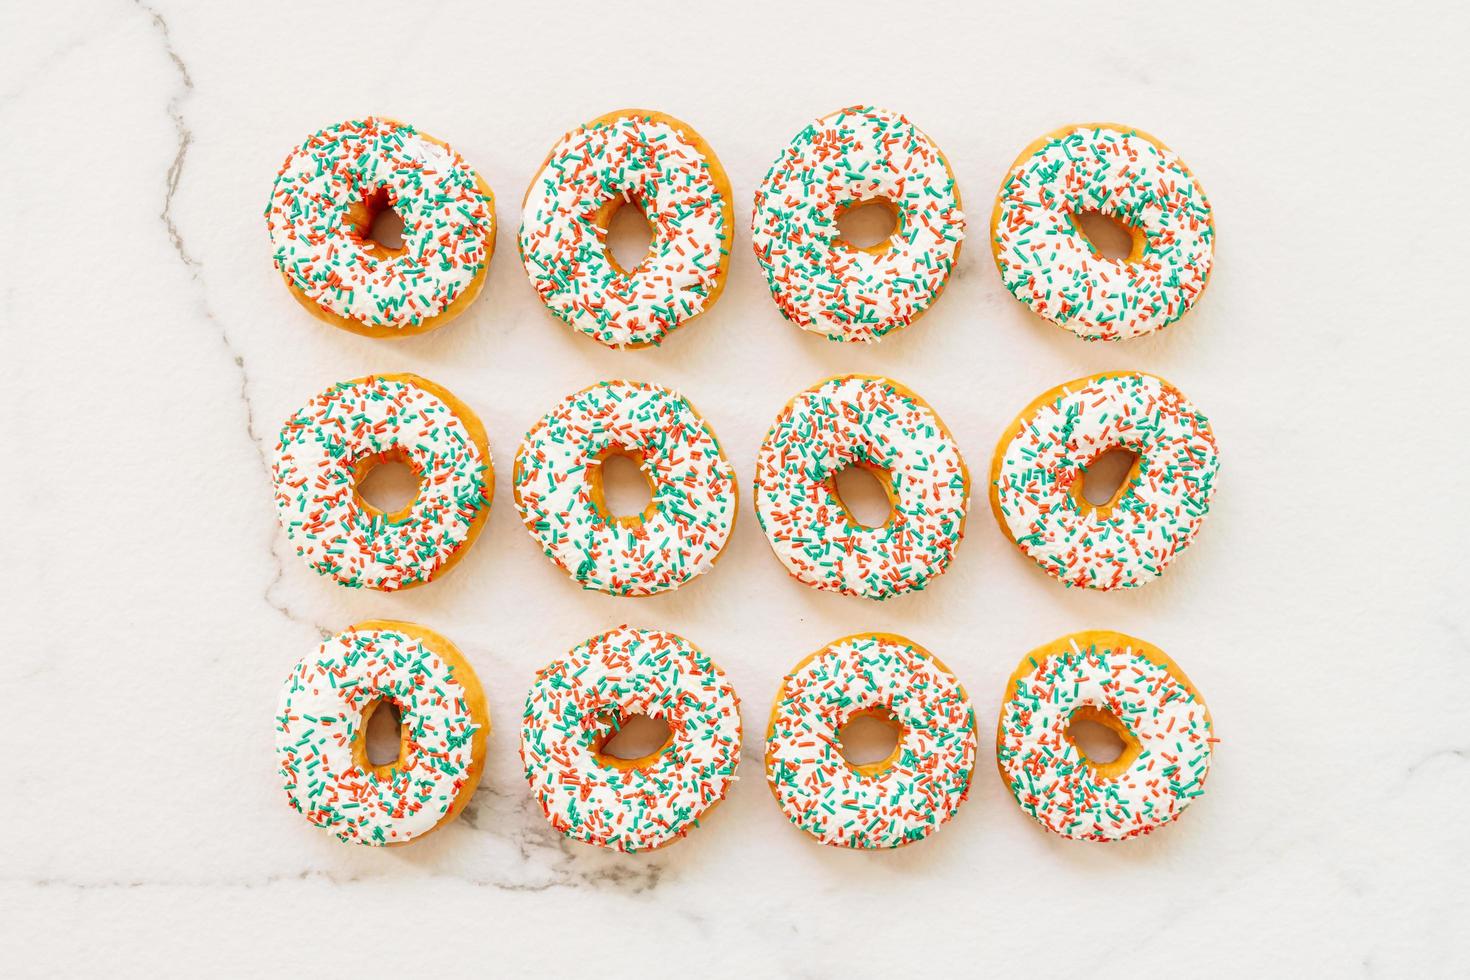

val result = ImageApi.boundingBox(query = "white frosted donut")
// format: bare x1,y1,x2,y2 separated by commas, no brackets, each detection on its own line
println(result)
997,631,1214,842
520,626,742,852
275,621,488,846
991,123,1214,341
753,375,970,600
512,380,736,596
266,117,496,337
271,374,493,591
765,633,978,849
518,110,733,348
750,105,965,342
990,372,1219,590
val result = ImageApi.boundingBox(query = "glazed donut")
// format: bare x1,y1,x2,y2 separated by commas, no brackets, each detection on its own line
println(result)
520,626,741,852
990,372,1219,590
753,375,969,600
272,374,492,591
991,123,1214,341
266,117,496,338
275,620,488,846
765,633,977,848
518,110,733,348
996,631,1214,842
750,105,965,342
512,380,736,596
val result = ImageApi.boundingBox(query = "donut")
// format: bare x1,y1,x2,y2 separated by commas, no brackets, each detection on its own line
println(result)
512,380,736,596
750,105,965,342
991,123,1214,341
275,620,488,846
272,373,492,591
765,633,977,848
518,110,733,348
996,631,1214,842
520,626,742,852
266,117,496,338
990,372,1219,590
753,375,969,600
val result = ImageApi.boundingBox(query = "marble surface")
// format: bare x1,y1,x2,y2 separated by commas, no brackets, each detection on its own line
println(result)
4,0,1467,975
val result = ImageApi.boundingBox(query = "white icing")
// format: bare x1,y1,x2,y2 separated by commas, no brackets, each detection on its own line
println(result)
267,118,494,329
765,634,977,848
513,380,736,596
275,625,482,846
519,626,742,852
753,375,969,599
997,634,1214,842
992,125,1214,341
750,106,965,342
992,372,1219,590
272,375,491,591
518,114,730,347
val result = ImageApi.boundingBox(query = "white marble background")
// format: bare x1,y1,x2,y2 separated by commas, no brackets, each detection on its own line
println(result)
3,0,1467,975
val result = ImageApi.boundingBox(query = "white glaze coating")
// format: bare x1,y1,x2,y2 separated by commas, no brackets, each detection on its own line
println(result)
275,625,482,846
518,113,730,347
765,634,977,848
991,372,1218,590
519,626,742,852
750,106,965,342
997,633,1214,842
513,380,736,596
272,375,491,591
992,124,1214,341
753,375,969,599
267,118,494,330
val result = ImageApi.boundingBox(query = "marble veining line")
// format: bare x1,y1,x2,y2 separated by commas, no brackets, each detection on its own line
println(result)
4,786,670,892
1405,747,1468,776
17,870,368,891
456,783,667,894
13,865,654,894
135,0,326,638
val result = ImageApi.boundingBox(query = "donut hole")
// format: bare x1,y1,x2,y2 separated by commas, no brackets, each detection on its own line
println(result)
362,698,406,770
600,196,655,274
590,450,655,526
1065,705,1141,776
835,199,899,250
831,463,894,528
594,712,674,770
838,707,904,775
354,186,408,257
368,203,406,251
354,452,423,522
1067,717,1124,763
1078,447,1140,509
1070,209,1141,262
